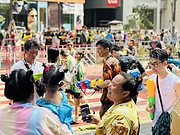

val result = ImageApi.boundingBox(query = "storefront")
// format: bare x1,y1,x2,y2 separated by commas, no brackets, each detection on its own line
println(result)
11,0,85,32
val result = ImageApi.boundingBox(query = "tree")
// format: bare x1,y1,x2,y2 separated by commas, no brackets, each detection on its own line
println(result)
127,4,153,31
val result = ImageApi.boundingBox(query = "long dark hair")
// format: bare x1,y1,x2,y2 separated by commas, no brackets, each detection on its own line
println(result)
1,69,34,102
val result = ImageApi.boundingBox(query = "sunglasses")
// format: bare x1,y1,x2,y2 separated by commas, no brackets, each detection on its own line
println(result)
30,15,37,17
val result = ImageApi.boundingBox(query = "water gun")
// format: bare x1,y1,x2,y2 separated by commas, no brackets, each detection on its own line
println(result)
168,59,180,67
129,70,143,92
76,78,103,95
33,73,43,82
146,79,156,120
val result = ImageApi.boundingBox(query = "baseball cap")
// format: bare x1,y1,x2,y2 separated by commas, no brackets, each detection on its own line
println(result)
47,26,51,29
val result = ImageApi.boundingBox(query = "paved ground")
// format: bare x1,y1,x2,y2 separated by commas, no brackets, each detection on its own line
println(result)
0,64,152,134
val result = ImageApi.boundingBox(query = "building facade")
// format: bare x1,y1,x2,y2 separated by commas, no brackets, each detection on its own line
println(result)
85,0,180,34
0,0,85,31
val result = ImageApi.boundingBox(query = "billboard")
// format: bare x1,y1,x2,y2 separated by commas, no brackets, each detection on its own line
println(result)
106,0,119,6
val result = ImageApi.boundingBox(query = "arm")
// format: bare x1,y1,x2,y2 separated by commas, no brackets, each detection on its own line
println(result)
169,63,180,73
174,80,180,97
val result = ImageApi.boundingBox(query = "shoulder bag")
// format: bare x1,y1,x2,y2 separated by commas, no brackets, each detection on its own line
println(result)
152,75,171,135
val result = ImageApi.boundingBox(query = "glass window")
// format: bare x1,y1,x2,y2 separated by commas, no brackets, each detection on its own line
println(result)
48,2,58,29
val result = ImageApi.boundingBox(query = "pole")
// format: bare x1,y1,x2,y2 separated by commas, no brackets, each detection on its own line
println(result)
157,0,160,35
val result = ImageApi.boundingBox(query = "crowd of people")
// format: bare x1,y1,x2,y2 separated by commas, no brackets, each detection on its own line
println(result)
0,25,180,134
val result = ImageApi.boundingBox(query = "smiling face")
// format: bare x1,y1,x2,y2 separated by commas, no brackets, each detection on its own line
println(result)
149,58,165,74
14,1,24,13
96,44,109,58
107,74,127,103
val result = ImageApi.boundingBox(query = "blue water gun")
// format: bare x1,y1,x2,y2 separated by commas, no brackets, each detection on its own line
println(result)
168,59,180,67
76,78,103,95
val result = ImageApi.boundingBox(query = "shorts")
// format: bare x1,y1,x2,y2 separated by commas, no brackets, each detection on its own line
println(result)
65,89,82,99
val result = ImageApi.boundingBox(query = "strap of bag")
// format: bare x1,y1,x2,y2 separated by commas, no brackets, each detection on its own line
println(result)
156,75,164,112
24,59,30,70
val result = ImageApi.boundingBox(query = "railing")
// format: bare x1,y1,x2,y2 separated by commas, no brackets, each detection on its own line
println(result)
0,41,179,74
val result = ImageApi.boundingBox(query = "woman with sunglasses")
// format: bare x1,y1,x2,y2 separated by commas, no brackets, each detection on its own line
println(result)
36,64,74,134
28,8,37,31
0,69,72,134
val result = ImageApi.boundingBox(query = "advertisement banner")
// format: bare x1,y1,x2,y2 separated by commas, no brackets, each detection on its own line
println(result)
28,1,38,31
12,0,28,28
106,0,119,7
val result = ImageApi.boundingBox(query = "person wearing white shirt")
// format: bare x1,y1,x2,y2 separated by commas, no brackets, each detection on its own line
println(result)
145,49,180,134
10,40,43,105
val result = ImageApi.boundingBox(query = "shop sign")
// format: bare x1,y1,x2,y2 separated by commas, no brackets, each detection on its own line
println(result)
106,0,119,6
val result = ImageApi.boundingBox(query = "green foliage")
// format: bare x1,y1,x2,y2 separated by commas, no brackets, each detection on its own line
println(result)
126,4,153,31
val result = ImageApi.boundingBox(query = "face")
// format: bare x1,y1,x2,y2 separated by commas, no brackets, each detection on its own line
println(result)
111,50,119,58
60,54,66,60
96,44,109,57
75,51,81,60
25,47,39,62
28,9,37,24
14,1,24,13
152,42,157,49
107,74,126,103
62,28,65,32
128,40,133,46
67,43,72,50
149,58,165,74
82,27,86,32
166,48,171,55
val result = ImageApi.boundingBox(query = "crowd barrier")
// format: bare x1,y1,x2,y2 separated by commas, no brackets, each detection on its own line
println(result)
0,41,179,74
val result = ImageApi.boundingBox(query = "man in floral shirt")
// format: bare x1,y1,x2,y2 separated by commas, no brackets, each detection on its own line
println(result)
96,39,121,117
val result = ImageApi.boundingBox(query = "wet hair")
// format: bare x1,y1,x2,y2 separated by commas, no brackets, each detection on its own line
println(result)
96,39,112,51
60,49,69,57
1,69,34,102
111,45,120,53
42,64,68,90
24,40,40,51
48,47,59,63
149,49,168,62
120,72,142,98
76,49,84,59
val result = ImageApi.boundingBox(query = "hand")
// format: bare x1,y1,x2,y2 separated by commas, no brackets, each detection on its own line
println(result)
86,114,100,125
169,63,176,68
97,80,111,89
145,102,155,113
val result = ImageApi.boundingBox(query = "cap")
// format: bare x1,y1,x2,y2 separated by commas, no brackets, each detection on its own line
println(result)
82,25,86,28
47,26,51,29
87,26,91,29
61,26,65,29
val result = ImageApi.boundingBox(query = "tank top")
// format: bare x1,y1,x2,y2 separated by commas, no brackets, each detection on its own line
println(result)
150,73,180,126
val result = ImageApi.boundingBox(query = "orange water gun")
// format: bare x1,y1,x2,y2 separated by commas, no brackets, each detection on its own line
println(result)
147,79,156,120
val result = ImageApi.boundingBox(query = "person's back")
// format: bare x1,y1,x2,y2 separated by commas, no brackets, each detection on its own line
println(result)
0,69,72,135
106,32,112,42
0,103,71,135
